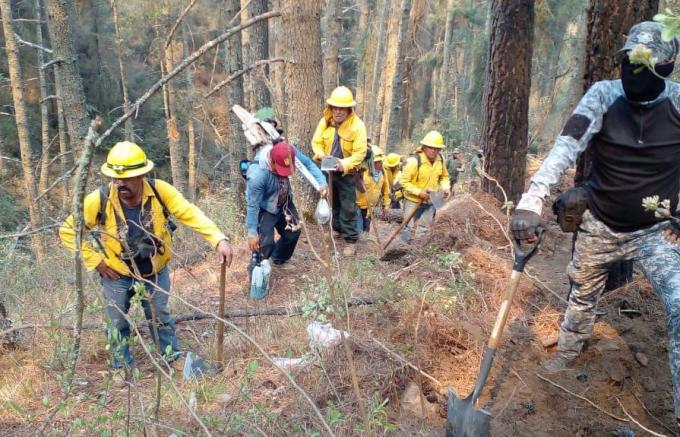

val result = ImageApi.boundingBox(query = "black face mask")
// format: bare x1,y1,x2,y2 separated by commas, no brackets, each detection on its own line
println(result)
621,56,675,102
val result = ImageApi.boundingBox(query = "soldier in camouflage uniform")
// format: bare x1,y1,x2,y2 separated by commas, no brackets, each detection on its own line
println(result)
510,22,680,426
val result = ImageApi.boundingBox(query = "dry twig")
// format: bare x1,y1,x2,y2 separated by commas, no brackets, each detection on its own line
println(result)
616,398,667,437
536,373,628,422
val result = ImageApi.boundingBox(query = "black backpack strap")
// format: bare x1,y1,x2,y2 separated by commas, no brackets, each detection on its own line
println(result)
147,178,171,221
147,178,177,232
97,182,112,225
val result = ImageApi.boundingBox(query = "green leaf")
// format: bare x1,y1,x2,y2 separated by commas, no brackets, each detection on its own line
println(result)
42,395,50,407
246,359,259,379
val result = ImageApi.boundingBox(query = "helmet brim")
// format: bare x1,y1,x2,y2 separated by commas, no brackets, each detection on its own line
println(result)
101,160,154,178
326,99,356,108
420,141,445,149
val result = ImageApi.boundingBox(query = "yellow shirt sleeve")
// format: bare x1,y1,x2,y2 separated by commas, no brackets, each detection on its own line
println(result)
311,117,328,161
59,190,105,271
339,119,368,173
154,180,227,248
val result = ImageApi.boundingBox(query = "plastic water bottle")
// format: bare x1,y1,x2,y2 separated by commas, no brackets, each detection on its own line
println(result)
249,254,270,300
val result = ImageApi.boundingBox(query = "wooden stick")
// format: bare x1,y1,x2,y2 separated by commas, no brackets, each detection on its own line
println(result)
536,373,628,422
215,260,227,363
632,392,675,435
616,398,666,437
371,336,442,387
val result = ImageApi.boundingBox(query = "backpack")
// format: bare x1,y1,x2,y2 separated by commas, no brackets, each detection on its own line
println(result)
97,178,177,233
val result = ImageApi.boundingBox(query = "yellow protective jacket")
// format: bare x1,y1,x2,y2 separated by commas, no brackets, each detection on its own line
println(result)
384,167,403,200
311,108,368,174
59,179,227,276
356,170,390,210
400,149,451,203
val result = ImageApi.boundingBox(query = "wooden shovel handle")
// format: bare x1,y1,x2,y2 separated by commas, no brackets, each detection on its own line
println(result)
382,200,423,251
216,260,227,363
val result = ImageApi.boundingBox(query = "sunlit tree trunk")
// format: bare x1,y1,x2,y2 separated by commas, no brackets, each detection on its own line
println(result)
248,0,271,109
36,0,52,195
366,0,390,139
322,0,341,96
353,0,370,115
384,0,412,151
184,27,197,201
0,0,43,257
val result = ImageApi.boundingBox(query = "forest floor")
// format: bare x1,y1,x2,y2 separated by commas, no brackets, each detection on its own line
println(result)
1,185,678,436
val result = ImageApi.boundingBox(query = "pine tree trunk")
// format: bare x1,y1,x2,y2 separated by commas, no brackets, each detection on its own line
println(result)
184,27,197,201
240,0,252,110
353,0,370,115
248,0,271,108
36,0,51,195
436,0,456,117
281,0,324,213
111,0,134,141
224,0,246,198
161,1,187,194
0,0,43,257
384,0,412,151
45,0,90,150
269,0,286,118
322,0,341,96
56,80,71,209
366,0,390,139
0,134,5,178
480,0,534,203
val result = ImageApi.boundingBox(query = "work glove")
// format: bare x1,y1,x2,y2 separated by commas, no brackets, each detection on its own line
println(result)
510,209,542,241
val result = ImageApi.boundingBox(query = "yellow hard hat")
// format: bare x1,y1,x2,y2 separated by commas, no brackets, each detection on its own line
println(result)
385,153,401,168
326,86,357,108
420,130,445,149
371,145,385,161
101,141,154,178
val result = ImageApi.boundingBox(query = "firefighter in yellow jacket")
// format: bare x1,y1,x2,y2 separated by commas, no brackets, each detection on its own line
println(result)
311,86,368,256
59,141,233,369
384,152,403,208
356,146,390,235
399,131,451,241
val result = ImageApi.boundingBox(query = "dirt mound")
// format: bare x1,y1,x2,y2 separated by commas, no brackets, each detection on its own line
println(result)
423,192,511,251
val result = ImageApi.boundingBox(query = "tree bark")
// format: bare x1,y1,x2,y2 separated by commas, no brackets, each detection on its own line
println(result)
162,0,188,194
224,0,246,197
184,27,198,201
248,0,271,109
436,0,456,117
281,0,324,154
353,0,370,115
574,0,659,183
45,0,90,151
366,0,390,139
111,0,134,141
240,0,252,110
322,0,341,97
0,0,43,258
56,82,71,209
383,0,412,151
480,0,534,203
35,0,52,195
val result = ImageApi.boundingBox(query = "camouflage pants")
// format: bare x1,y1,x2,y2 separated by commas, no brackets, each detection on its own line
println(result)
558,210,680,417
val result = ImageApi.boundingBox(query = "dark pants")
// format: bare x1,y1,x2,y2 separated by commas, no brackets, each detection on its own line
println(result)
256,204,301,266
331,173,358,242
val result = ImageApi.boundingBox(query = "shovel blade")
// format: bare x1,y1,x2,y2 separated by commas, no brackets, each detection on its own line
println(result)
445,388,491,437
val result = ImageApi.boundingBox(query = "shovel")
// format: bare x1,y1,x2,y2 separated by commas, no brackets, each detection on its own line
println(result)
446,228,544,437
382,199,423,252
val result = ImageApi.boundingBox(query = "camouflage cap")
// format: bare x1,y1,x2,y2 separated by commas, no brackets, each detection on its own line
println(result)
619,21,680,62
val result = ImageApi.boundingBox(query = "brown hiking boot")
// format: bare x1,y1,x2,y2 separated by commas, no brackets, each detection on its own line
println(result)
343,244,356,257
542,353,575,373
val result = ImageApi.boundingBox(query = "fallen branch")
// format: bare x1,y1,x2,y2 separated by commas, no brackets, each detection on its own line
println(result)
536,373,628,422
14,32,52,53
0,296,381,336
616,398,666,437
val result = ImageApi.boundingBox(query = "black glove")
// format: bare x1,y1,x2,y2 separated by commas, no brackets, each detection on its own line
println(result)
510,209,542,240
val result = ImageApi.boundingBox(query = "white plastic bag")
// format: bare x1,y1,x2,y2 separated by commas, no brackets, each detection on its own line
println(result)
307,321,347,350
314,198,331,225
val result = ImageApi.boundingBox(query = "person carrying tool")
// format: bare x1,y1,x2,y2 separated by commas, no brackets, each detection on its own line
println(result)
59,141,233,370
312,86,368,257
445,148,464,192
399,130,451,242
355,146,391,236
510,22,680,430
246,141,327,270
469,148,484,191
384,152,403,209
